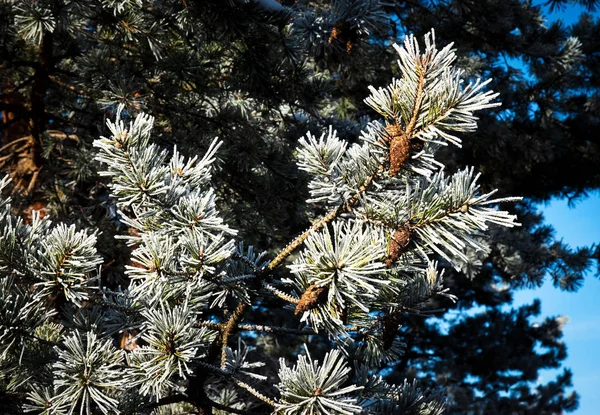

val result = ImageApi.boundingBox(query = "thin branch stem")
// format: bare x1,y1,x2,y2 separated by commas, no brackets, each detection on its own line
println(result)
231,378,277,408
196,321,314,335
221,302,248,368
0,136,32,154
237,324,315,335
197,361,231,376
262,282,300,304
195,362,277,410
405,57,427,137
196,321,223,331
231,252,259,273
48,75,86,96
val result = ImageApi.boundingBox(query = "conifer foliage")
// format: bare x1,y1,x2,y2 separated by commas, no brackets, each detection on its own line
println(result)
1,30,520,414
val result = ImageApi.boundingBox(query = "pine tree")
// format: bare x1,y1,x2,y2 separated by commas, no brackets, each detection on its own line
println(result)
0,29,522,414
1,1,599,413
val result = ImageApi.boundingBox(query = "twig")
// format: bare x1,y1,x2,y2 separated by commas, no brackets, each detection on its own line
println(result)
196,321,223,331
197,361,231,377
0,136,31,154
221,302,248,369
237,324,315,335
48,75,86,96
0,153,15,163
262,282,300,304
26,167,41,195
231,378,277,408
196,362,277,409
196,321,314,335
231,251,259,273
404,57,427,137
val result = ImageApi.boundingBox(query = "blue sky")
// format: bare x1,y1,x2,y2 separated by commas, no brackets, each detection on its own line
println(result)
538,1,596,25
441,193,600,412
513,193,600,414
509,4,599,413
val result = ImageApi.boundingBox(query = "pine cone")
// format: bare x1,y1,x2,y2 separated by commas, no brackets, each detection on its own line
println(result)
386,225,412,267
385,124,410,176
295,284,329,315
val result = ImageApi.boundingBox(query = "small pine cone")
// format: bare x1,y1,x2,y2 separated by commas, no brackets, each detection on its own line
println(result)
385,124,410,176
384,123,403,142
295,284,329,315
382,313,401,350
386,225,412,268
